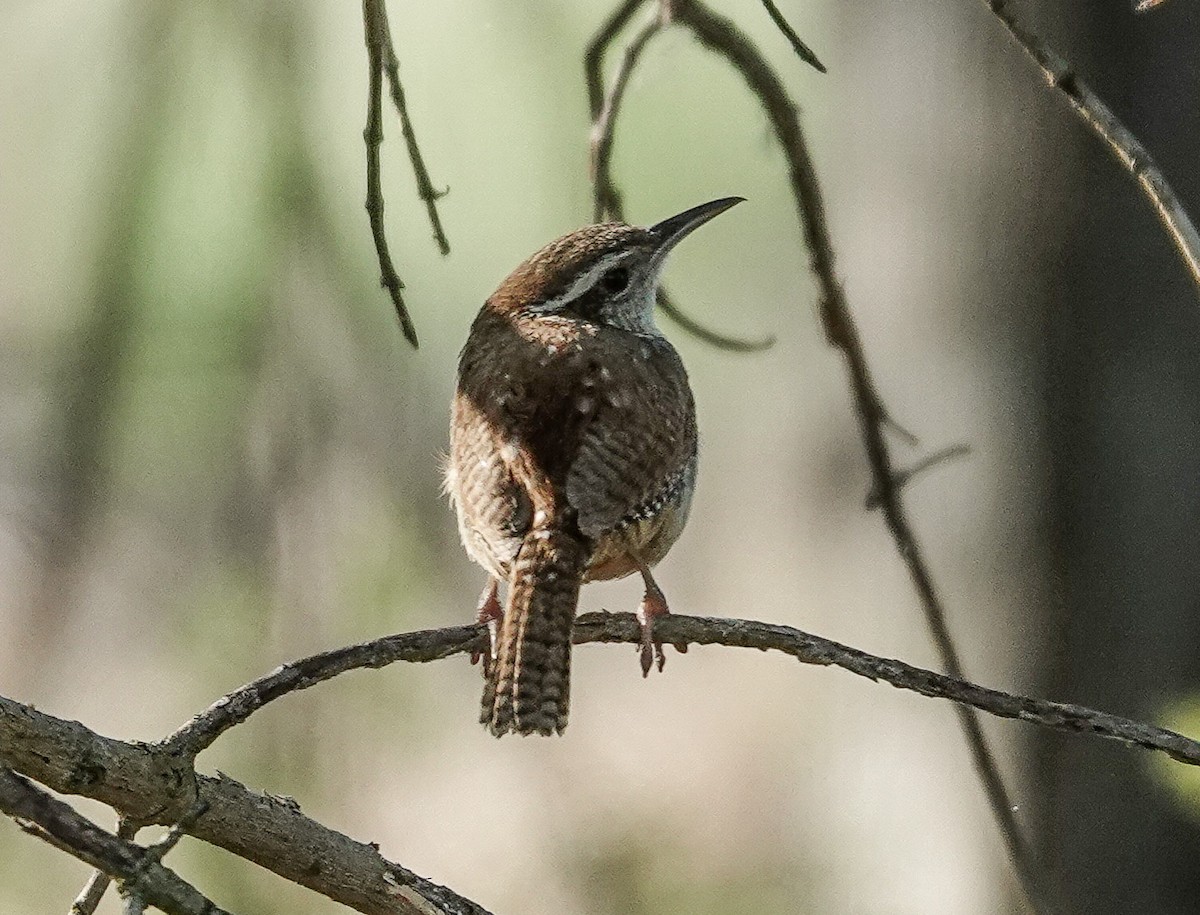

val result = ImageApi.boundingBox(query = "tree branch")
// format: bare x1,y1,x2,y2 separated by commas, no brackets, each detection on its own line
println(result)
983,0,1200,295
0,694,490,915
0,768,232,915
8,612,1200,911
585,2,774,351
362,0,419,348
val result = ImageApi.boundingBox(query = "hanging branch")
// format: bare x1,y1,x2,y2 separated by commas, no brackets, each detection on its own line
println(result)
585,1,774,351
983,0,1200,294
758,0,826,73
376,2,449,256
361,0,451,348
586,1,1054,910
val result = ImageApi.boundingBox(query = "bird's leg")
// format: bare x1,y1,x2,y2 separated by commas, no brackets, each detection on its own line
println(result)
470,577,503,672
634,558,671,677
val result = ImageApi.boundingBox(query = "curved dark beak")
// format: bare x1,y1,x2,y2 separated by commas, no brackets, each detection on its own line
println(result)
649,196,745,263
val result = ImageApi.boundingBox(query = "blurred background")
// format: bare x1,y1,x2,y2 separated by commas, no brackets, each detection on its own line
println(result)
2,1,1199,912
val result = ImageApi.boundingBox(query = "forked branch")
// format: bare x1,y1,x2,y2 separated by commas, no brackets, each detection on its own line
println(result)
361,0,450,348
0,768,231,915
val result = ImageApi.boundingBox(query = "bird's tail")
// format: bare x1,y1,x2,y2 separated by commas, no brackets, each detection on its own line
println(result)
482,526,589,736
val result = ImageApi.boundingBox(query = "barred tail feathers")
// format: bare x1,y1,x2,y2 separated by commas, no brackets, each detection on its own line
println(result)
482,527,589,736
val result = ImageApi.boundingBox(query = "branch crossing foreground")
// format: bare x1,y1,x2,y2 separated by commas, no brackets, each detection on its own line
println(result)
4,613,1200,914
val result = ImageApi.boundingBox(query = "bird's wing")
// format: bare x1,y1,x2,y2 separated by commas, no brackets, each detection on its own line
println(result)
565,334,696,540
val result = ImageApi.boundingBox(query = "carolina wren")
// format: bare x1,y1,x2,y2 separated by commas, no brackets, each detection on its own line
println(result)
447,197,743,736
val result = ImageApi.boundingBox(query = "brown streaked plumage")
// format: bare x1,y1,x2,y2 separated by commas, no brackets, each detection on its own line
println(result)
447,197,743,736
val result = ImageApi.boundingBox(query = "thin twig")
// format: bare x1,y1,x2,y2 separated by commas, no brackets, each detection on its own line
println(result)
661,0,1054,909
590,13,663,224
759,0,826,73
656,288,775,351
0,768,233,915
585,0,649,120
376,0,450,255
71,871,113,915
159,614,1200,767
362,0,419,348
983,0,1200,295
585,3,775,351
865,443,972,509
117,802,210,915
70,820,139,915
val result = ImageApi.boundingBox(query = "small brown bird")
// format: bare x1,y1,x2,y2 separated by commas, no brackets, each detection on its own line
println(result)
447,197,742,736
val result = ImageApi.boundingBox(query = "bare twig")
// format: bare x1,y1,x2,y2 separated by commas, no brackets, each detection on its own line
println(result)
646,0,1053,909
865,443,972,509
590,13,664,224
758,0,826,73
362,0,418,347
0,768,233,915
983,0,1200,294
376,1,450,255
656,288,776,351
70,819,139,915
71,871,113,915
585,0,649,120
585,3,775,351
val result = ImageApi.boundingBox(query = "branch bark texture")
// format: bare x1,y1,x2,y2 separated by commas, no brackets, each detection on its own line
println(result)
5,614,1200,912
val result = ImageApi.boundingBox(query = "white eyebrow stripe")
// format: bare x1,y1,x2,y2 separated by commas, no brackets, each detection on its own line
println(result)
524,251,632,315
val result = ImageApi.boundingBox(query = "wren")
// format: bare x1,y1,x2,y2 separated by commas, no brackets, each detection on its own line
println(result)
446,197,743,736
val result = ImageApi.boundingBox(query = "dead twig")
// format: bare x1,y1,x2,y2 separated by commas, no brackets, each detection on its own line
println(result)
377,2,449,255
590,12,664,224
983,0,1200,294
586,2,774,351
362,0,450,348
759,0,826,73
69,819,139,915
0,768,233,915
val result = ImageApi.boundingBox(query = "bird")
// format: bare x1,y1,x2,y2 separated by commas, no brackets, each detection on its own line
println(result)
446,197,743,737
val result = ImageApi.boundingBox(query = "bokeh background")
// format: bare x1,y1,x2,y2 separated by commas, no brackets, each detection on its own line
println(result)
3,1,1200,913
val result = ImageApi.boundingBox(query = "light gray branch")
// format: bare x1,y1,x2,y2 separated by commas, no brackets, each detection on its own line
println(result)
0,693,490,915
0,767,231,915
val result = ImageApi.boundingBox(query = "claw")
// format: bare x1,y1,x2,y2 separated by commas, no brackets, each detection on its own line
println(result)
634,560,670,678
470,578,503,672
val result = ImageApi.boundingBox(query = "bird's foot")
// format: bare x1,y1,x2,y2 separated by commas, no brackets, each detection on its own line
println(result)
470,578,503,672
636,577,670,677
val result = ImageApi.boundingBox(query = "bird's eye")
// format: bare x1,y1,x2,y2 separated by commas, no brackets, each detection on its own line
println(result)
599,266,630,294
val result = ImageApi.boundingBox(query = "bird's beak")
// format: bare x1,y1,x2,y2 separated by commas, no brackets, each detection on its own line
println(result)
648,196,745,264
